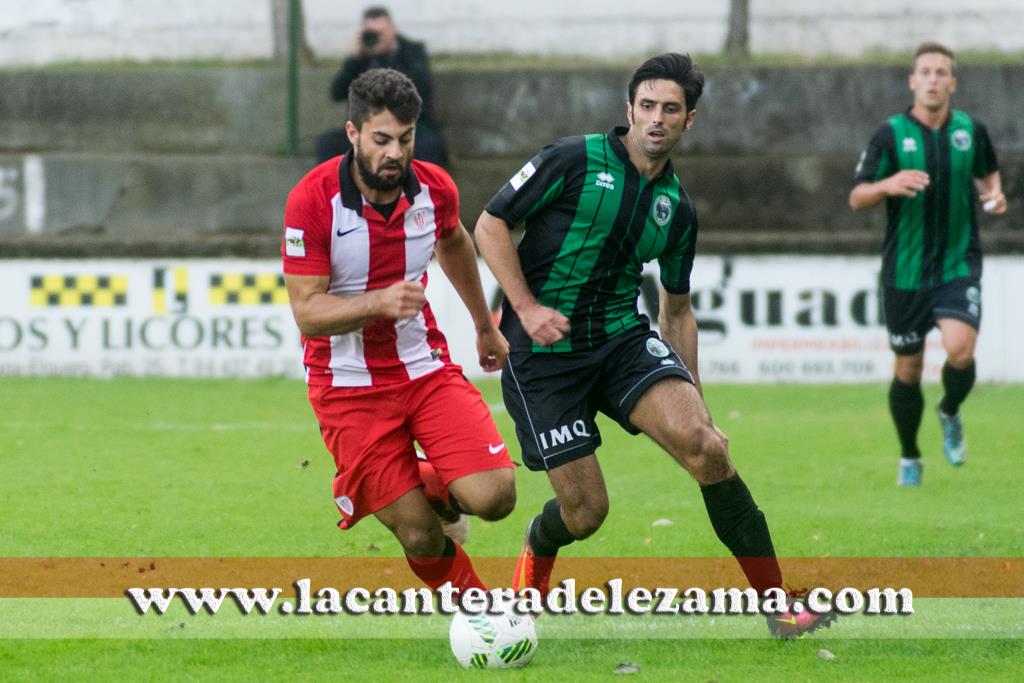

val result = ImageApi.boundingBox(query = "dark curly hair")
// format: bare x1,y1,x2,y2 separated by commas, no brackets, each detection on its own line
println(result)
347,68,422,128
628,53,705,113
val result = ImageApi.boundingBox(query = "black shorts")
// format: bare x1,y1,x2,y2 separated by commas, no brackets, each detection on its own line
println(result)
501,327,694,471
883,278,982,355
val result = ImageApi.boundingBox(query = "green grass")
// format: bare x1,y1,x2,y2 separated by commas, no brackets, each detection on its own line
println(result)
1,378,1021,679
1,639,1022,682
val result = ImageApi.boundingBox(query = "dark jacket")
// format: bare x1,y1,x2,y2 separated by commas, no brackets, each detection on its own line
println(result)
330,34,437,127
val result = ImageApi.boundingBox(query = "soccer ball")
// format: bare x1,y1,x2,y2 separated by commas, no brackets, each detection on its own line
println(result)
449,609,537,669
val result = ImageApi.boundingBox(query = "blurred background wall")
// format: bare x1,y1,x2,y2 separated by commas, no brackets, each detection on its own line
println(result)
3,1,1024,65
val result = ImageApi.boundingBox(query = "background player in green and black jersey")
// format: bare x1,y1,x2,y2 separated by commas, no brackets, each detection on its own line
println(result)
476,53,834,638
850,41,1007,486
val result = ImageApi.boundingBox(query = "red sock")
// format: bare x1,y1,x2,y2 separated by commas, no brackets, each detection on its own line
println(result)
734,556,783,595
406,538,486,592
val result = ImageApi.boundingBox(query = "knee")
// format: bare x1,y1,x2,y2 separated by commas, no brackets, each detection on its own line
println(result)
394,523,444,558
675,424,731,483
473,478,517,522
894,356,924,383
561,496,608,540
947,348,975,369
456,470,516,521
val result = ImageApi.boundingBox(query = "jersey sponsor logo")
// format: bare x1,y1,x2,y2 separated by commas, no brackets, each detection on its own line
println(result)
537,420,591,451
646,337,670,358
285,227,306,257
653,195,673,227
595,171,616,191
334,495,354,516
901,137,918,153
336,226,359,237
951,130,972,152
509,161,537,191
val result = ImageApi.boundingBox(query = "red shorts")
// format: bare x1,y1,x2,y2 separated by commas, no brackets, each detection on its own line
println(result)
308,367,514,529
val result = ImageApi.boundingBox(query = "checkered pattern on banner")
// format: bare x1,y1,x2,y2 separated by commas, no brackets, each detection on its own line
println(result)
209,273,288,305
30,274,128,307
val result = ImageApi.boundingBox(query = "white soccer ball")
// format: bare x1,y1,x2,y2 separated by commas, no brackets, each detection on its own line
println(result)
449,609,537,669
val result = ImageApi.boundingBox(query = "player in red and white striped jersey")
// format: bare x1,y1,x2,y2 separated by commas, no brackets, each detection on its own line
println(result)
282,69,515,594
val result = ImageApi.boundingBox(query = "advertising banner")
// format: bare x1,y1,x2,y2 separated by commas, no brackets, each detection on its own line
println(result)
1,257,1020,383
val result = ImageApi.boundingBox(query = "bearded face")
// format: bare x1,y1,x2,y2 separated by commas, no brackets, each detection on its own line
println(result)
346,109,416,195
353,138,411,192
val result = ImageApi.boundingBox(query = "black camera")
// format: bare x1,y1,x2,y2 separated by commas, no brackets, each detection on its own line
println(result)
361,29,380,49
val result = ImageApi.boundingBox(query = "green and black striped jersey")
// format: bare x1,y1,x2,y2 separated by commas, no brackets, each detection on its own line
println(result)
485,126,698,353
854,108,999,291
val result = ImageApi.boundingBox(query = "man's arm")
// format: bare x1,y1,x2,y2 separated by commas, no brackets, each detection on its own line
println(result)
849,170,931,210
283,273,425,337
474,211,569,347
974,170,1008,215
659,288,702,395
434,221,508,372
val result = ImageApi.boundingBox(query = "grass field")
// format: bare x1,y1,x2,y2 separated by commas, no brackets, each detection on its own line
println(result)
1,377,1022,680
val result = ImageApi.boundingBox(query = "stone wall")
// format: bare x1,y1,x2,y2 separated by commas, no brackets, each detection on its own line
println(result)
0,64,1020,256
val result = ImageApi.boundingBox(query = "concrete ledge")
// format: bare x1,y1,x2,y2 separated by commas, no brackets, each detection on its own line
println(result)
1,151,1019,253
4,228,1021,259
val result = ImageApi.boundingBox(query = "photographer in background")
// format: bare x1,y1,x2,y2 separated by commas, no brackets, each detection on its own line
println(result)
315,6,448,166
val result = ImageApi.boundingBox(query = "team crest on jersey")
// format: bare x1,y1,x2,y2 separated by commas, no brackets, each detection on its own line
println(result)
646,337,670,358
653,195,673,227
409,208,428,229
951,130,972,152
335,496,354,516
902,137,918,153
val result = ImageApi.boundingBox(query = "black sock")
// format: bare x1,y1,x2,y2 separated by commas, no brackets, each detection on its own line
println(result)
940,361,976,416
528,498,576,557
700,475,782,594
889,378,923,459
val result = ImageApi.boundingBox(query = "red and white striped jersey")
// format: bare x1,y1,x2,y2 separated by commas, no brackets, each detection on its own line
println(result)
282,154,459,387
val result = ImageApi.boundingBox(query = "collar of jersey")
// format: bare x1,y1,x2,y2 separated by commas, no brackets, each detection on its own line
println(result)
607,125,676,181
904,106,952,133
338,152,422,215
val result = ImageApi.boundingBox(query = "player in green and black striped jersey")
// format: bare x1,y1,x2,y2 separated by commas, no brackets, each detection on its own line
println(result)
850,41,1007,486
477,53,834,639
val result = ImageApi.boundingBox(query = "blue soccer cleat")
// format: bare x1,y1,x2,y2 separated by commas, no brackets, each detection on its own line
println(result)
936,405,967,466
897,458,922,487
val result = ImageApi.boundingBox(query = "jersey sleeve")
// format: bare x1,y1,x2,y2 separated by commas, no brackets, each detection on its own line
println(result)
658,206,698,295
972,119,999,178
853,124,896,185
483,140,574,227
281,180,332,277
429,166,461,239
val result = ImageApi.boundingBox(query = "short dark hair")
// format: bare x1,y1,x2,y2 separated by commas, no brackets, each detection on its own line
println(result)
347,68,422,128
913,41,956,73
628,53,705,113
363,6,391,21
